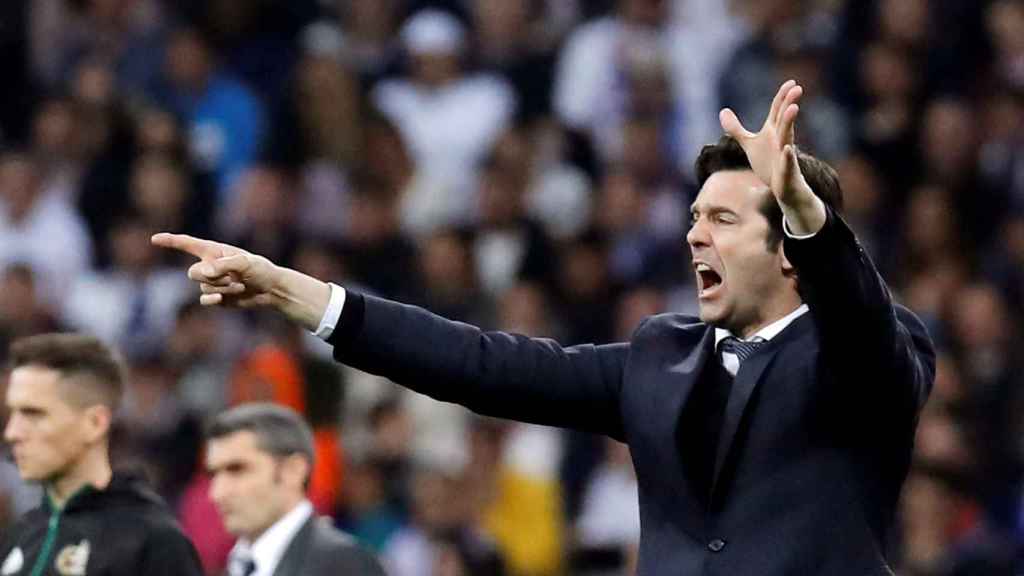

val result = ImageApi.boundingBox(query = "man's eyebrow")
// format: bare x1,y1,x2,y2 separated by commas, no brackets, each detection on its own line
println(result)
690,204,739,217
206,458,246,473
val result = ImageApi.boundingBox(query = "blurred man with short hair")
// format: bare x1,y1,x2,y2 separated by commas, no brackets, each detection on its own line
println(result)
1,333,202,576
206,403,385,576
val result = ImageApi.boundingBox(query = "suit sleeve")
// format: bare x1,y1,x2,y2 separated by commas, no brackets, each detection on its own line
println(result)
138,523,204,576
783,208,935,412
328,292,629,440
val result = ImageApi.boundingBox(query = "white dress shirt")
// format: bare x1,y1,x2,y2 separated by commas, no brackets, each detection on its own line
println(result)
714,304,809,376
228,500,313,576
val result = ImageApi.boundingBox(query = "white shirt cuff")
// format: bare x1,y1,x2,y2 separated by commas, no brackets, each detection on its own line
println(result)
782,216,819,240
313,283,346,340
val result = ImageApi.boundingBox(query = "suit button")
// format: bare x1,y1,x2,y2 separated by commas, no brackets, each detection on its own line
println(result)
708,539,726,552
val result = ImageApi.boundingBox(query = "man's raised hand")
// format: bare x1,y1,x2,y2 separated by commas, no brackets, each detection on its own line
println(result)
719,80,814,206
720,80,824,234
151,233,278,308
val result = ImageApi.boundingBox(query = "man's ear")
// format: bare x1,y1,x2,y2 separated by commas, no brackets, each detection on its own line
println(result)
81,404,112,444
281,453,311,492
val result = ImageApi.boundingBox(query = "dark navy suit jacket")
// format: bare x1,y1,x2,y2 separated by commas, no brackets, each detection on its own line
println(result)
328,209,935,575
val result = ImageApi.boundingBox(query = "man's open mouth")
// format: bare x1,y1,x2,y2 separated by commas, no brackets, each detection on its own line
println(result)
695,263,723,298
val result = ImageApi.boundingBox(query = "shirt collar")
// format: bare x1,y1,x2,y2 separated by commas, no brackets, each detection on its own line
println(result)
233,500,313,576
714,304,809,349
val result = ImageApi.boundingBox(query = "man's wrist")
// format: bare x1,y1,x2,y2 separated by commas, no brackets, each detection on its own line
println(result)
782,217,816,239
779,194,826,236
268,266,332,332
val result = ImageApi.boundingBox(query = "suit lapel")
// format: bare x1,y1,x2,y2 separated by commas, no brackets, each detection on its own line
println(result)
660,325,715,531
271,517,314,576
665,326,715,435
709,345,779,492
710,313,815,495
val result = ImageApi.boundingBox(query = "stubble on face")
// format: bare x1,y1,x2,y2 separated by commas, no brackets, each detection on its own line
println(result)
688,171,799,337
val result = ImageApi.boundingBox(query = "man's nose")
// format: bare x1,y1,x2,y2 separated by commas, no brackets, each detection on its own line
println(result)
3,415,23,443
208,474,227,503
686,218,709,248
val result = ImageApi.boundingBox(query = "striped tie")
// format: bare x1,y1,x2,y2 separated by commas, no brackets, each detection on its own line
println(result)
718,336,765,364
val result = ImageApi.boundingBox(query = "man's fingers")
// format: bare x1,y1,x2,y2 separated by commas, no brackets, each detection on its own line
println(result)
720,108,753,140
199,293,223,306
775,86,803,134
209,254,251,277
151,233,222,260
187,254,250,282
200,282,246,295
768,80,797,127
779,103,800,146
188,262,229,284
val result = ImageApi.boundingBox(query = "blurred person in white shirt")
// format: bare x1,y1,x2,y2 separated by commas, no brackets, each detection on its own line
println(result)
0,151,92,306
373,9,517,235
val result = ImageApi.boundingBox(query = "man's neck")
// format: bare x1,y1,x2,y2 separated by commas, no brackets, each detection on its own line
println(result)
243,495,306,543
47,450,112,509
731,300,806,340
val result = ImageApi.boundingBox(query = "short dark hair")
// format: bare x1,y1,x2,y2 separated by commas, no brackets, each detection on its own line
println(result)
8,333,125,411
694,135,844,249
207,403,315,479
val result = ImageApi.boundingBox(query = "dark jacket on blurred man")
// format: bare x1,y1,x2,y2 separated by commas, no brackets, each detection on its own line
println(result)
0,472,202,576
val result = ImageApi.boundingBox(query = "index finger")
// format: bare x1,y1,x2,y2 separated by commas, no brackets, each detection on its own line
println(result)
151,233,223,260
768,80,797,127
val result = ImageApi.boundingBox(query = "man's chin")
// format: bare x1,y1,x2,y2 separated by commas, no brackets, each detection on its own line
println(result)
221,518,244,536
697,305,724,325
13,466,45,482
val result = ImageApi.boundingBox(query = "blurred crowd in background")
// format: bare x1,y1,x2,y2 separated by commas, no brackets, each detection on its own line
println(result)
0,0,1023,574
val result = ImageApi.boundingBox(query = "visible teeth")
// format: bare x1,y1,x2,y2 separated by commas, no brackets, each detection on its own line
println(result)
696,263,711,272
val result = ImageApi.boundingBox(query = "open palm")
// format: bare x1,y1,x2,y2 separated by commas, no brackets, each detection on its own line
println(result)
719,80,814,206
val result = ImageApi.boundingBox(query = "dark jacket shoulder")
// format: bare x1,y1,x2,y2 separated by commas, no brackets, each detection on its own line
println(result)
278,516,385,576
310,519,385,575
630,312,706,344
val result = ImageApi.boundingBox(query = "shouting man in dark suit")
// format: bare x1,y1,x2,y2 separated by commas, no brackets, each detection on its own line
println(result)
205,403,385,576
156,81,936,575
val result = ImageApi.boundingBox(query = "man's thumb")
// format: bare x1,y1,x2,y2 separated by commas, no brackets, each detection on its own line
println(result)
720,108,751,140
210,253,249,277
783,145,798,178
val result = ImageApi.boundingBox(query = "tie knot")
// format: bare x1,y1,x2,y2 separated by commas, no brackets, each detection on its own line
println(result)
230,551,257,576
718,336,765,363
